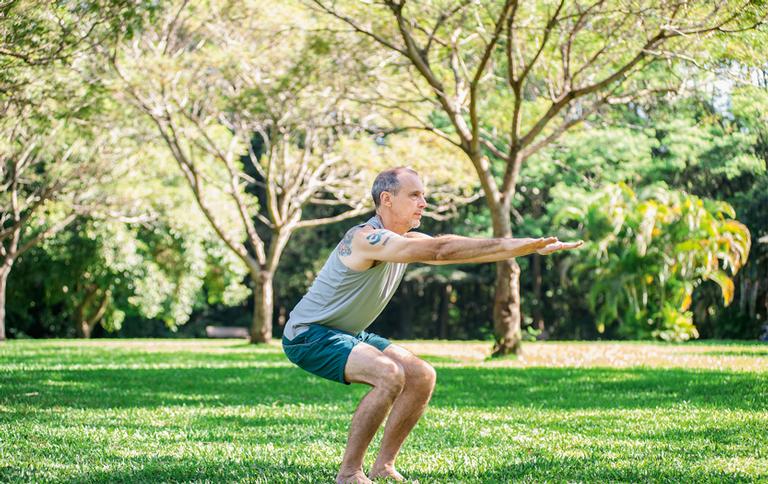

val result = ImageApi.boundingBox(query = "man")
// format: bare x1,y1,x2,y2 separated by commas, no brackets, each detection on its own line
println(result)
282,167,581,483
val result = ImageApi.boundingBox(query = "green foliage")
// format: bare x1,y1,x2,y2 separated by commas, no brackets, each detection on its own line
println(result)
557,183,751,341
4,1,767,342
650,117,765,191
0,0,157,97
9,215,249,337
6,109,251,338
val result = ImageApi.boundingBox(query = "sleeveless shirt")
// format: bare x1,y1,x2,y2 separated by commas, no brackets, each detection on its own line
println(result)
283,215,407,340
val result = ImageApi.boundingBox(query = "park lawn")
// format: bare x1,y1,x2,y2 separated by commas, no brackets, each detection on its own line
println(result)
1,339,767,483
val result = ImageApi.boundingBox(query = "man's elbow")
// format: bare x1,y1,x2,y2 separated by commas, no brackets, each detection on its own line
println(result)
399,238,453,263
403,239,444,263
432,238,453,262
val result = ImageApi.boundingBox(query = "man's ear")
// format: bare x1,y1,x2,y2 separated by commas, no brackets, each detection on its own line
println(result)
380,191,392,207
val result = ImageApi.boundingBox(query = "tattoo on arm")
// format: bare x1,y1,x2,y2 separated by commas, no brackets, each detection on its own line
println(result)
338,228,393,257
337,227,359,256
366,230,393,246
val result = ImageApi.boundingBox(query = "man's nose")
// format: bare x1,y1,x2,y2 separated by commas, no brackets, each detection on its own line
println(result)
418,196,427,207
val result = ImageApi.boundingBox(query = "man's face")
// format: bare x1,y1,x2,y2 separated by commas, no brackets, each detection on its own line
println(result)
390,172,427,229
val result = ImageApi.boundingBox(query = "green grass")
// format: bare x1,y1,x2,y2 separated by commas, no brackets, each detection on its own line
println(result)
1,339,767,483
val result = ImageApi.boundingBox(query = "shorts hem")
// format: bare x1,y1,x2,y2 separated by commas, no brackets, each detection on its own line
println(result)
338,339,360,385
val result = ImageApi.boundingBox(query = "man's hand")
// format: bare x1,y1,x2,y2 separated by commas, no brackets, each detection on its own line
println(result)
512,237,558,255
536,239,583,255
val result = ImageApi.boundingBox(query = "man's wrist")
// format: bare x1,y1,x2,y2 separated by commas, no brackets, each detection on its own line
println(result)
502,237,533,257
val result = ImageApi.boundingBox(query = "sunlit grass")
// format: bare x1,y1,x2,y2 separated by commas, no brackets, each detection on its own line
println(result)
1,339,766,482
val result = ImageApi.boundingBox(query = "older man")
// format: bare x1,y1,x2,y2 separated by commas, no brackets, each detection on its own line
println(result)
282,167,581,483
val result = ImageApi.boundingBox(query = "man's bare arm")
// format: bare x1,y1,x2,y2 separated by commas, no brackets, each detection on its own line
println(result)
404,232,582,264
350,228,566,265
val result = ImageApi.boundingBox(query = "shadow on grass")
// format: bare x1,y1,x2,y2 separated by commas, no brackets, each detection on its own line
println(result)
643,421,767,448
409,456,752,483
0,347,288,367
0,455,337,484
693,350,768,358
433,366,767,410
1,363,766,412
1,450,752,484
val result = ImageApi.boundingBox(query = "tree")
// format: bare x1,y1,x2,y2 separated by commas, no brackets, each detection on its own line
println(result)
311,0,767,354
6,114,251,339
0,1,155,341
0,93,120,340
110,0,476,343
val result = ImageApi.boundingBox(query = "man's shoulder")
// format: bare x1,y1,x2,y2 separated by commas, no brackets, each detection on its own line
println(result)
345,227,431,251
338,224,365,257
352,225,402,249
338,222,383,254
404,231,432,239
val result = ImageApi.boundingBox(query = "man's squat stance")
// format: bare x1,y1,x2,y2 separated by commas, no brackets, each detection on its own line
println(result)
283,167,581,483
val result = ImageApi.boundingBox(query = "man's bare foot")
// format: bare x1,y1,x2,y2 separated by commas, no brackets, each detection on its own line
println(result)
369,464,404,481
336,469,372,484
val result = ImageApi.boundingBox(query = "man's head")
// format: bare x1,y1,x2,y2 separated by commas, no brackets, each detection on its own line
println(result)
371,167,427,230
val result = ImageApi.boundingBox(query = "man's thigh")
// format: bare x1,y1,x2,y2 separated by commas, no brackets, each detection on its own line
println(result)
383,344,435,381
344,342,402,386
383,344,421,367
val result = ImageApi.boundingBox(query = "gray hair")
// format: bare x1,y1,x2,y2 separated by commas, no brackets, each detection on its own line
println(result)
371,167,418,209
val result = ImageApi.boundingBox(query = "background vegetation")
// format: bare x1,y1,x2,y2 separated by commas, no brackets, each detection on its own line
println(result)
2,0,767,346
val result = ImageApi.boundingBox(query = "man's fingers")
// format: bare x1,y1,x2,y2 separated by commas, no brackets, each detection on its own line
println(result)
561,241,583,249
524,237,557,250
538,237,558,247
537,240,583,255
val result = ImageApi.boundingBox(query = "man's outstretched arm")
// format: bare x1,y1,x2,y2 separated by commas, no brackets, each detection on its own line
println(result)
403,232,582,264
350,228,581,265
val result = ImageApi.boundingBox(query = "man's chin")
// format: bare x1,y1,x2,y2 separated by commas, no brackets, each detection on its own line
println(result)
410,219,421,229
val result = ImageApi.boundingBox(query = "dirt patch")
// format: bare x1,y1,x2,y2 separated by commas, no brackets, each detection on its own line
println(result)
397,341,768,372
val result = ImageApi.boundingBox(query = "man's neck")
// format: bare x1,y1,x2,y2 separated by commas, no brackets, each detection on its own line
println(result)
375,212,410,235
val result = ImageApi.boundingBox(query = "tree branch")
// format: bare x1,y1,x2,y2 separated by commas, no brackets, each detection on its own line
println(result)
295,205,371,230
309,1,406,55
469,0,515,153
15,212,77,258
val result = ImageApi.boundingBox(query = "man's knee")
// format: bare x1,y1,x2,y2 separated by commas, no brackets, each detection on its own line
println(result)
378,358,406,396
409,359,437,392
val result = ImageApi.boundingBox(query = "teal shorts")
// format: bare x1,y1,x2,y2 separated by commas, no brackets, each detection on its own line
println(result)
282,324,391,384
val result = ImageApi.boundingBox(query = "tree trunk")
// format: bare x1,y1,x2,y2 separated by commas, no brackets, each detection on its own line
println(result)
0,264,9,341
401,284,414,339
749,280,760,320
77,291,108,339
532,192,544,333
250,272,274,343
75,285,96,338
492,259,523,355
491,205,523,356
739,276,749,315
80,321,94,339
439,283,452,339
